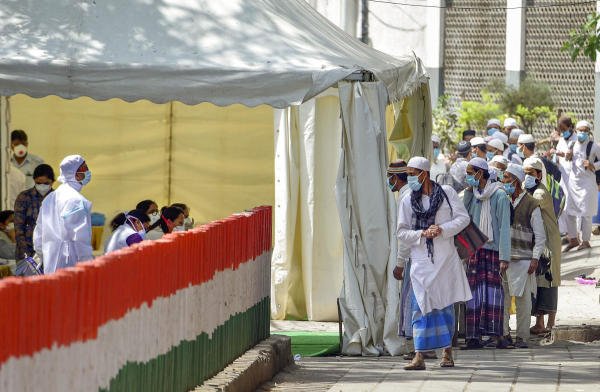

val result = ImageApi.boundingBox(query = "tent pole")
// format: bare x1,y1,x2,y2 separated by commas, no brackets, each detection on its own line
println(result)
0,97,9,210
167,101,174,205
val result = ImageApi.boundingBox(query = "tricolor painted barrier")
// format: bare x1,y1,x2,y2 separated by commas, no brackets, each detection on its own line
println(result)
0,206,272,391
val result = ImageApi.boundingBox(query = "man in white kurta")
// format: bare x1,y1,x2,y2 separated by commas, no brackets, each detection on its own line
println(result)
430,135,449,183
397,157,471,370
552,116,577,237
33,155,93,273
563,121,600,251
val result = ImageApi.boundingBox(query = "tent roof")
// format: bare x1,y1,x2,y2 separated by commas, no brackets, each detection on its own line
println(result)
0,0,428,108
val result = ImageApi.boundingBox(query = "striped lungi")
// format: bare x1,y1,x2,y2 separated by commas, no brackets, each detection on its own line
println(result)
465,248,504,339
411,291,455,352
398,260,413,337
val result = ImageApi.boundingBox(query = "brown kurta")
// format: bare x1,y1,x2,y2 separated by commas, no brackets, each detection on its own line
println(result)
531,184,561,287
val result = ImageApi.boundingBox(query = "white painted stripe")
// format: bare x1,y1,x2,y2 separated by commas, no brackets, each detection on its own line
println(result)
0,251,271,392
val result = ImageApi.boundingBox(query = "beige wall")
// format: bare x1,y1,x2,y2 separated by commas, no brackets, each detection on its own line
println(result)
8,95,274,228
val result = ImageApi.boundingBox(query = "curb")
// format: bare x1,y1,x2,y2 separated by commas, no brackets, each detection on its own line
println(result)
194,335,293,392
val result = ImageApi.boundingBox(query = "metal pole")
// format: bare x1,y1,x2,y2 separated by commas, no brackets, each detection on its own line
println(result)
360,0,369,44
167,101,174,205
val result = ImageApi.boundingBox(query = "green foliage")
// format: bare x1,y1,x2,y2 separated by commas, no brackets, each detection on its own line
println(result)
432,94,459,150
562,12,600,62
487,79,555,133
457,91,503,132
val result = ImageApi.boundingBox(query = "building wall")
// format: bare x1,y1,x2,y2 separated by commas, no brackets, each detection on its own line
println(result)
524,0,596,122
443,0,506,101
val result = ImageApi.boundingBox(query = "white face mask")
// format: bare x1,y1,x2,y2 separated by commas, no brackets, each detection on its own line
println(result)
173,225,186,232
35,183,52,196
13,144,27,158
149,212,160,225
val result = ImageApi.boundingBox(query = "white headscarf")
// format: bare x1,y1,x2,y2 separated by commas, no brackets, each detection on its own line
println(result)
468,158,501,242
58,155,86,190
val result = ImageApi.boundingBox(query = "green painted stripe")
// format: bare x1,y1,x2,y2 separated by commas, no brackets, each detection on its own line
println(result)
101,297,270,392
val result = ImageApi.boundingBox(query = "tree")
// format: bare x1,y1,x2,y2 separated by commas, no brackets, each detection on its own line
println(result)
457,91,503,132
562,12,600,62
432,94,459,151
487,79,555,134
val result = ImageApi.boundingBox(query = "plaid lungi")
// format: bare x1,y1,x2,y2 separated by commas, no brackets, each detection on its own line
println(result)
398,260,413,337
465,248,504,339
411,291,455,352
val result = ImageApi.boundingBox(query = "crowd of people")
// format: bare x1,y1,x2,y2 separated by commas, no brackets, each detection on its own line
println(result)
0,129,195,275
388,116,599,370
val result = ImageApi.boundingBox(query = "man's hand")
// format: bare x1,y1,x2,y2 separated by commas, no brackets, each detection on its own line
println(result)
500,261,509,273
565,151,573,161
583,159,594,171
555,150,565,157
528,259,539,275
393,266,404,281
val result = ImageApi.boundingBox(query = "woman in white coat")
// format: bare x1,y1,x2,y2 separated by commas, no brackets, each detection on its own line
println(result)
33,155,93,273
105,210,150,254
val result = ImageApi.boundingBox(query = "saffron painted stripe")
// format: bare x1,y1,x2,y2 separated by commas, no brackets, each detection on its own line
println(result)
0,252,270,391
0,207,272,363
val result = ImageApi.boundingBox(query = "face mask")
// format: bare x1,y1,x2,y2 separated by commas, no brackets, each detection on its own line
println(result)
433,148,440,160
503,181,516,195
173,225,185,232
35,183,51,196
407,173,423,192
524,174,538,190
509,144,517,153
13,144,27,158
465,173,479,187
577,132,589,143
487,128,497,136
387,176,397,191
517,146,525,159
496,170,504,181
562,130,572,140
486,151,495,161
149,212,160,225
78,170,92,186
5,223,14,231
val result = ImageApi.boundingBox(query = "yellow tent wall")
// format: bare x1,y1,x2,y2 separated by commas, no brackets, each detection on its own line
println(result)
7,95,274,231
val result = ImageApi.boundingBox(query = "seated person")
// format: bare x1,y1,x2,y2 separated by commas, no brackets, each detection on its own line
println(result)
105,210,150,253
170,203,194,231
145,206,185,240
0,210,16,261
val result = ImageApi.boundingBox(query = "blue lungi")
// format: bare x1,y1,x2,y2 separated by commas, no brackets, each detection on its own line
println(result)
411,291,455,352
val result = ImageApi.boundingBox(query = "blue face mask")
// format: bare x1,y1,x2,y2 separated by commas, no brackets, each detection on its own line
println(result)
509,144,517,153
78,170,92,186
465,173,479,187
524,174,538,190
407,173,423,192
577,132,589,143
496,170,504,181
487,128,498,136
503,181,516,195
486,151,495,161
433,148,441,160
562,130,572,140
387,176,397,191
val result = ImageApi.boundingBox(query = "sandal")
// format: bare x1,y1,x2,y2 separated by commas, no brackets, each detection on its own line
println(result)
404,359,426,371
403,351,415,361
514,337,529,349
576,241,591,251
530,327,550,335
460,338,483,350
496,335,514,349
440,352,455,368
563,240,580,253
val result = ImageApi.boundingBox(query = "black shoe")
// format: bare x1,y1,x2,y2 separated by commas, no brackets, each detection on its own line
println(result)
496,337,514,349
514,337,528,349
460,338,483,350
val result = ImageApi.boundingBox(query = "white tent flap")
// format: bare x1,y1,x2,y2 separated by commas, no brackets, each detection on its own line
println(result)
335,81,400,355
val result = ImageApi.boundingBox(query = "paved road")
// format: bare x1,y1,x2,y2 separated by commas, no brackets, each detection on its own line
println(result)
258,341,600,391
262,239,600,391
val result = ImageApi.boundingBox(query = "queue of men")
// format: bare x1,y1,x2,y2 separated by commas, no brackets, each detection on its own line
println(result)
389,116,599,370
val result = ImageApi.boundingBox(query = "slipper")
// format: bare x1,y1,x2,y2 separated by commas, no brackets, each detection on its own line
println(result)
530,327,549,335
576,242,591,251
563,241,580,253
440,358,455,368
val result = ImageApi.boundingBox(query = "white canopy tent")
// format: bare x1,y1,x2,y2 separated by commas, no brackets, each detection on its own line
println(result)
0,0,431,355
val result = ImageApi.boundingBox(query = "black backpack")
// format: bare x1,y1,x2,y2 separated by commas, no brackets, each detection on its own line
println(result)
584,141,600,185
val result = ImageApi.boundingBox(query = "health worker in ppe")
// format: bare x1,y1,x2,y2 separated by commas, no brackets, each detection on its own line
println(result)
33,155,93,273
105,209,150,254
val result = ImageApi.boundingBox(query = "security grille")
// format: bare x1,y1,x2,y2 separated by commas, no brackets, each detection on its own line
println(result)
525,0,596,138
443,0,506,102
